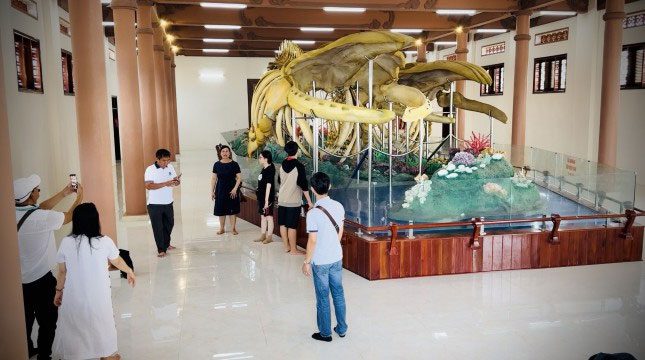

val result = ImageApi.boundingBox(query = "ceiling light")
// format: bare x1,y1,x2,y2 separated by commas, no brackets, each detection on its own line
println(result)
166,34,176,43
171,45,180,53
300,27,334,32
204,24,242,30
536,10,577,16
404,51,417,54
200,2,247,9
203,38,235,43
476,29,507,33
435,41,457,45
159,19,170,28
293,40,315,45
102,21,114,26
415,39,423,46
436,9,476,16
323,6,366,13
390,29,423,34
274,50,281,54
202,49,229,53
455,26,464,33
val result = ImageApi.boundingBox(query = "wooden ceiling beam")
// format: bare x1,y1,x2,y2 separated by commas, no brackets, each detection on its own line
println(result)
158,0,519,12
158,6,461,30
167,26,444,42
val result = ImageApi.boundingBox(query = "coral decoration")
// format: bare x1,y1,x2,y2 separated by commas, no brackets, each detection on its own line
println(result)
451,151,476,166
465,132,491,156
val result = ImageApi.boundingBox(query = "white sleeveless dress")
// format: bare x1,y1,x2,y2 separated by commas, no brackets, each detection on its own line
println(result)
52,235,119,360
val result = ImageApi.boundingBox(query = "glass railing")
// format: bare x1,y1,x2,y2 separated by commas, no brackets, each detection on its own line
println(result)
223,130,637,232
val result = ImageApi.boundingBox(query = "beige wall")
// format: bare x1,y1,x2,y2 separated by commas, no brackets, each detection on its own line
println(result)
0,0,119,197
174,56,273,151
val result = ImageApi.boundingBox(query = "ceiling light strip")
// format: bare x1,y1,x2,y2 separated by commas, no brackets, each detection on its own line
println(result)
436,9,476,16
323,6,366,13
204,24,242,30
200,2,247,9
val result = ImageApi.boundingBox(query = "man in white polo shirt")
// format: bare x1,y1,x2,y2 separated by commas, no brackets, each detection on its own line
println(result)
145,149,180,257
302,172,348,342
14,174,83,359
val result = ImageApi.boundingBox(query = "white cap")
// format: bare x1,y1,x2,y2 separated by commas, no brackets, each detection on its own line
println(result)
13,174,41,203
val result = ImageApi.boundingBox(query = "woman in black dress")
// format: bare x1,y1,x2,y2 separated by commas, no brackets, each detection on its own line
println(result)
211,145,242,235
254,150,275,244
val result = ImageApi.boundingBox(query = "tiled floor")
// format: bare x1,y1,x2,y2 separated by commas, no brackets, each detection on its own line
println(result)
110,150,645,360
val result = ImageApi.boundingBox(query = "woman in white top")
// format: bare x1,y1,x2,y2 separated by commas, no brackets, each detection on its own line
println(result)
52,203,135,360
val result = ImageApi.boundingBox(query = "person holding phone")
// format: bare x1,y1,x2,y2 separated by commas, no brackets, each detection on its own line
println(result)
254,150,275,244
211,145,242,235
13,174,83,359
145,149,180,257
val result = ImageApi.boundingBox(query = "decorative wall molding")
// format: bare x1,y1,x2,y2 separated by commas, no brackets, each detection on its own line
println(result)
623,10,644,29
481,42,506,56
534,27,569,46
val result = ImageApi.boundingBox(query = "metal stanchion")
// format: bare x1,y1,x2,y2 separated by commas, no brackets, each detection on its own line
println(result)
449,83,455,148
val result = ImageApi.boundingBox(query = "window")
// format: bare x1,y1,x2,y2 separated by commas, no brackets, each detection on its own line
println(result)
480,63,504,96
14,31,43,93
11,0,38,20
533,54,567,93
61,50,74,95
620,43,644,89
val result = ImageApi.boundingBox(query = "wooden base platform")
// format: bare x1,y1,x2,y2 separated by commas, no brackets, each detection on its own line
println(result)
240,191,643,280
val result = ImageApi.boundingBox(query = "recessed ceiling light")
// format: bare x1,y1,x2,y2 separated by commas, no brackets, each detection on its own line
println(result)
476,29,507,33
436,9,476,16
390,29,423,34
102,21,114,26
200,2,247,9
300,27,334,32
202,49,230,53
293,40,315,45
536,10,577,16
435,41,457,45
204,24,242,30
203,38,235,43
323,6,366,13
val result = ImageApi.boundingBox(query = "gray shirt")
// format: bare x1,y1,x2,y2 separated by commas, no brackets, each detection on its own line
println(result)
306,197,344,265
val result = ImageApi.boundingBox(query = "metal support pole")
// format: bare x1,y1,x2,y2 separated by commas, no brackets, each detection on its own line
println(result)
405,121,410,152
355,81,360,184
291,109,296,140
418,119,424,175
388,102,393,206
367,59,374,226
312,81,319,173
449,83,455,148
489,112,493,146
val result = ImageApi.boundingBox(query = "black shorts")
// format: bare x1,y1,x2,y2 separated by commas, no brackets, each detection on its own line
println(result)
278,206,301,229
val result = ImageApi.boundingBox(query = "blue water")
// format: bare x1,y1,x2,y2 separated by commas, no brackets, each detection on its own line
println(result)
330,182,605,233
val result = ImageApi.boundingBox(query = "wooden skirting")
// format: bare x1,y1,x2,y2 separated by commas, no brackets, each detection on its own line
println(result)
343,227,643,280
240,192,643,280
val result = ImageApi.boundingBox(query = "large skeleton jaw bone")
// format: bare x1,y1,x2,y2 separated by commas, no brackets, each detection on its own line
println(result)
437,91,508,123
399,60,507,123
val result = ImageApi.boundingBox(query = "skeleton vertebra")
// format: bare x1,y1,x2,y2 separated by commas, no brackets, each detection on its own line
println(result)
247,31,507,157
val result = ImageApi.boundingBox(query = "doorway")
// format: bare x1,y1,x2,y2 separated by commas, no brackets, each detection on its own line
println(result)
112,96,121,161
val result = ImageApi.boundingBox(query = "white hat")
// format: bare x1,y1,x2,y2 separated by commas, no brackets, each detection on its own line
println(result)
13,174,41,203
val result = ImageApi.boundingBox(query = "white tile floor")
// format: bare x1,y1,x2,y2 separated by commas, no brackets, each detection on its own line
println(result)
110,150,645,360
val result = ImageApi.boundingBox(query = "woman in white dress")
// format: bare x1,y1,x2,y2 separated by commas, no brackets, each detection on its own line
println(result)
52,203,135,360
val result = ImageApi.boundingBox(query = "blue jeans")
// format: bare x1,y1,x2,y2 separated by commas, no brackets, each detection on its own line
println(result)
312,260,348,337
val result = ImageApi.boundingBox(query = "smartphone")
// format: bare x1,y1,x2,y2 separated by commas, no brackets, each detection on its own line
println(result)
69,174,78,191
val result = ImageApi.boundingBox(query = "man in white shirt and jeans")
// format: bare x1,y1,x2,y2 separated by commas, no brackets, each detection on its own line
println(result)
145,149,180,257
302,172,348,342
14,174,83,359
